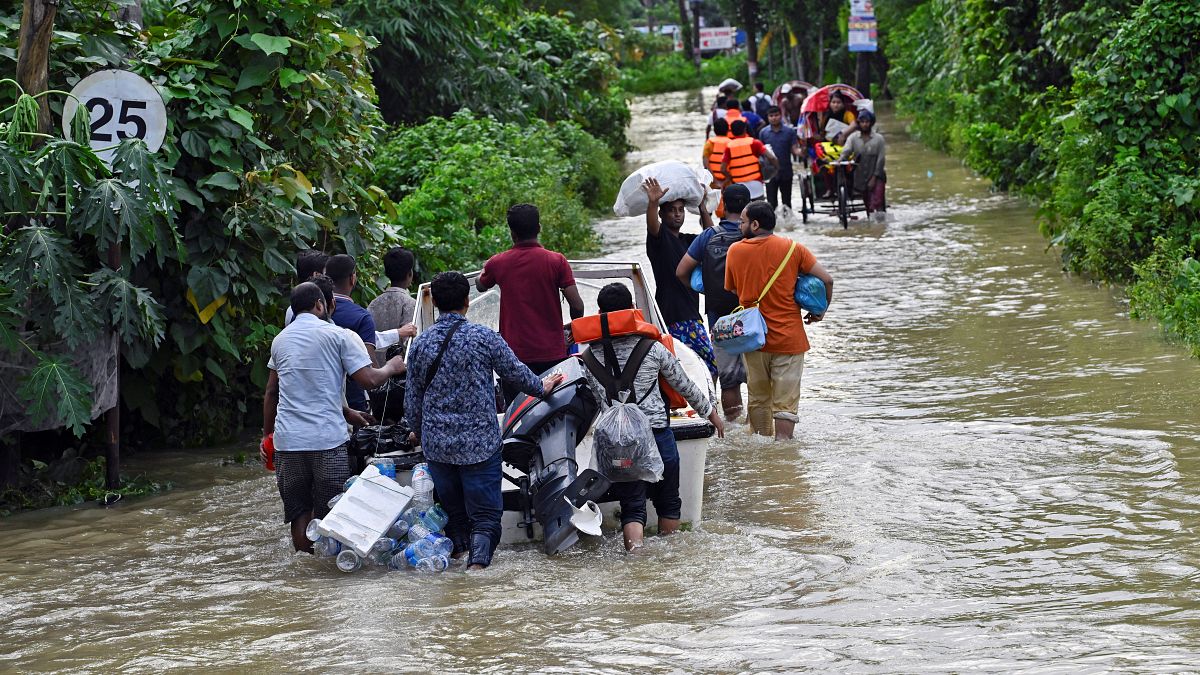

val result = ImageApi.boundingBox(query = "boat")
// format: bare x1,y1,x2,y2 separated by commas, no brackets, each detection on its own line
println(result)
409,260,717,552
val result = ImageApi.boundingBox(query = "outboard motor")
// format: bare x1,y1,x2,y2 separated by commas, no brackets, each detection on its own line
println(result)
501,357,610,555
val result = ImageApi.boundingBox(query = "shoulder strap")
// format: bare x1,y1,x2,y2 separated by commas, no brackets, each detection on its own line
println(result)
753,241,797,306
424,320,464,389
582,338,657,404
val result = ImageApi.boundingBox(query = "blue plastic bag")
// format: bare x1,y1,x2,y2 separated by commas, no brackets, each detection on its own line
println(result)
690,267,704,293
794,274,828,315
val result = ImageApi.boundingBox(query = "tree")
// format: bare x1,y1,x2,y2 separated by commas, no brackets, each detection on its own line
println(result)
14,0,56,134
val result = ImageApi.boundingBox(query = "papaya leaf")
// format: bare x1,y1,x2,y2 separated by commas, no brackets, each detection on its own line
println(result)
35,140,109,226
88,268,167,348
78,178,156,265
3,225,83,302
17,354,94,437
0,142,33,215
52,280,100,350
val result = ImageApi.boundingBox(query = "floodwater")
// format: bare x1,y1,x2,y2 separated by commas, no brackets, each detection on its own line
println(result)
3,91,1199,672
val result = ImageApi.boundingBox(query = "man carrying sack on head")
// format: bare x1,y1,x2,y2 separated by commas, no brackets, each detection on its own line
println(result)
723,203,834,440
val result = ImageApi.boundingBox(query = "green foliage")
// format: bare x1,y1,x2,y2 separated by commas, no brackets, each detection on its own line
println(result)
0,455,169,516
341,2,631,155
372,111,616,272
886,0,1200,356
0,0,394,445
620,53,747,95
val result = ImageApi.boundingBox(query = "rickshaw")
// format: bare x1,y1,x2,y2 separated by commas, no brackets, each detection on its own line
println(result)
795,83,867,228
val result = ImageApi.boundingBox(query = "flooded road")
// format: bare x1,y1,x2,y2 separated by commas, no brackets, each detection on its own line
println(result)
3,90,1199,672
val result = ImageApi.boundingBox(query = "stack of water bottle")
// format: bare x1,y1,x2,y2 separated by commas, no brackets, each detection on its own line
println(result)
306,462,455,574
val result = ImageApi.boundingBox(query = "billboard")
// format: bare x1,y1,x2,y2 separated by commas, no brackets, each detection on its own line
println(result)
698,27,734,50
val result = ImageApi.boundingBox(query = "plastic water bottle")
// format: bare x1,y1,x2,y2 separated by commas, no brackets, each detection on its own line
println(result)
401,538,436,566
415,554,449,573
386,517,410,540
379,458,396,480
305,518,323,542
424,504,449,531
343,475,358,492
314,536,342,557
336,549,363,573
327,493,342,509
411,463,434,497
387,551,409,571
425,533,453,557
407,522,433,543
370,537,400,565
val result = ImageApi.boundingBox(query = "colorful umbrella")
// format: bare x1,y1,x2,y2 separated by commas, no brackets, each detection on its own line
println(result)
800,83,864,114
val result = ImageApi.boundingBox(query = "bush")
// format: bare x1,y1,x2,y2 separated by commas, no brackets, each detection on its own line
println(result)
372,112,619,273
620,53,747,95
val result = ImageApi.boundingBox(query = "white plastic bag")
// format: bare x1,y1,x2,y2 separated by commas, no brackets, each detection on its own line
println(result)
592,394,663,483
612,160,718,217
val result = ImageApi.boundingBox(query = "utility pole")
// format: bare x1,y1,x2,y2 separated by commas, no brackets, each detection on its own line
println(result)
855,51,871,98
16,0,58,135
690,0,702,73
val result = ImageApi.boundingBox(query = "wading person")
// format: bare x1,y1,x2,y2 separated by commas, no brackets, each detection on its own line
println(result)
366,246,419,363
263,281,406,552
675,184,754,421
324,254,378,413
841,110,887,220
720,119,777,188
724,203,834,440
477,203,584,403
758,105,802,212
748,81,771,119
642,177,718,379
704,118,732,188
406,272,563,570
580,283,723,552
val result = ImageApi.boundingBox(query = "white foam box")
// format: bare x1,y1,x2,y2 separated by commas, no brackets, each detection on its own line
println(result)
316,464,414,556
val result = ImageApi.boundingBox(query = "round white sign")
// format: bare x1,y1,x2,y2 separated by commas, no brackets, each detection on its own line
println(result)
61,69,167,163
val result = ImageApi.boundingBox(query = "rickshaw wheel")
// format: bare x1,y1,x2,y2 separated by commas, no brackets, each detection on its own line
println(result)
837,182,849,229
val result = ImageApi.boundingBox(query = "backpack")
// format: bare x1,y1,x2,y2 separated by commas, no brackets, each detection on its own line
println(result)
753,92,771,118
580,338,664,483
701,227,744,318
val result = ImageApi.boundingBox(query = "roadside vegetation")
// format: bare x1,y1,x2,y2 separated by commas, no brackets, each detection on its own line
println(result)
0,0,627,509
884,0,1200,355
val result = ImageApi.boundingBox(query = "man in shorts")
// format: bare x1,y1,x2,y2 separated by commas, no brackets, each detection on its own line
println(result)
674,184,754,421
724,202,834,439
262,281,407,552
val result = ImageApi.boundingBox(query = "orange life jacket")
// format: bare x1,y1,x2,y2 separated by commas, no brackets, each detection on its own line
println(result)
707,135,731,182
726,135,762,183
724,109,744,127
570,309,689,410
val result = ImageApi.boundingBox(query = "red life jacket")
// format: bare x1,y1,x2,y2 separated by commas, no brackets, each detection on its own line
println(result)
570,309,689,410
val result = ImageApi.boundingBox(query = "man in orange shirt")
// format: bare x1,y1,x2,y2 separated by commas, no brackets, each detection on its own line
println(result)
724,202,834,439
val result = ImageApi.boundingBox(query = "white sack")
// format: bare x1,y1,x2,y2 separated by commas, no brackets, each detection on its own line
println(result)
612,160,719,217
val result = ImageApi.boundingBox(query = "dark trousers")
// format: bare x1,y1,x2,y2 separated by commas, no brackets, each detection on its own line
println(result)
427,449,504,567
501,358,561,406
766,174,793,208
606,428,682,526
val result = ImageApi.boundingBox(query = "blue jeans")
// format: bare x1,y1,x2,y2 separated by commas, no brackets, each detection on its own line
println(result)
427,449,503,567
608,428,682,525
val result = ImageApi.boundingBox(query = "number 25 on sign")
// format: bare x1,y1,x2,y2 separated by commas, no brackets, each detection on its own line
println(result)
61,69,167,165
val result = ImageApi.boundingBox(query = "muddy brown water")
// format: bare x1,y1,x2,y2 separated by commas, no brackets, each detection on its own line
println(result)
2,90,1198,672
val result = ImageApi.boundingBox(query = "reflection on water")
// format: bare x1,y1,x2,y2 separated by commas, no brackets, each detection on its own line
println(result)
2,91,1199,672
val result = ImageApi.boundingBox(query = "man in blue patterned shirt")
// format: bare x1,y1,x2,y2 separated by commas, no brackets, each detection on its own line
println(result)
405,272,563,570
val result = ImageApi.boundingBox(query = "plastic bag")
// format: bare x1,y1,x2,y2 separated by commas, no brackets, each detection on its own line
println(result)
592,394,662,483
794,274,828,314
612,160,719,217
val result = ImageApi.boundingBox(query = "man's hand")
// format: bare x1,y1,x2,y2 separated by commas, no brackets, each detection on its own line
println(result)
407,431,418,447
344,408,376,427
707,409,725,438
397,323,418,339
385,353,406,376
867,176,877,191
642,177,669,205
259,435,271,464
542,372,566,396
804,312,824,325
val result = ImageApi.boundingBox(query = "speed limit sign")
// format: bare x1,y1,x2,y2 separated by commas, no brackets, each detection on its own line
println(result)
61,69,167,163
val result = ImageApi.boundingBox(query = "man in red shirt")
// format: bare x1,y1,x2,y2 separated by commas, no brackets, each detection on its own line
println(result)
477,203,585,403
720,119,777,188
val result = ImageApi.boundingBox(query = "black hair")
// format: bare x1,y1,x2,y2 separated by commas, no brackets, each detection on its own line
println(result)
324,254,356,285
295,249,329,284
431,271,470,313
723,184,752,215
716,94,727,106
310,273,334,309
730,119,748,136
597,283,633,313
383,246,416,286
755,82,765,92
506,203,541,241
830,91,846,104
745,201,776,231
766,105,781,115
741,99,752,111
724,98,740,110
290,282,324,315
713,118,729,135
